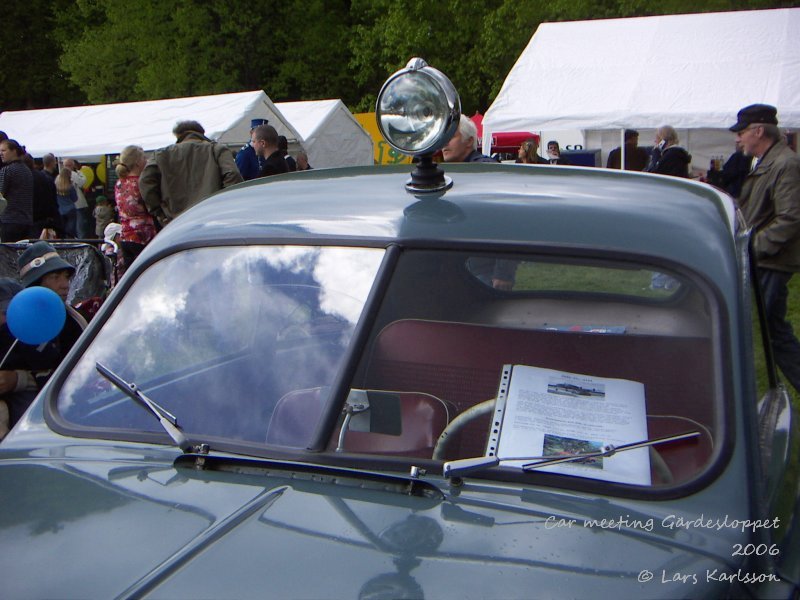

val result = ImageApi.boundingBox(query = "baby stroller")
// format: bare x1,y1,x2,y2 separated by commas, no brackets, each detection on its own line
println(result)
0,240,114,322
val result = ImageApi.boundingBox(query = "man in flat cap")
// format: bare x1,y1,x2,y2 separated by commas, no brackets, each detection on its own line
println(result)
235,118,269,180
140,120,243,227
732,103,800,393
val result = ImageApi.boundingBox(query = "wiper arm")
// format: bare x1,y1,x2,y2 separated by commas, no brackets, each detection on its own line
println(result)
443,431,700,478
96,362,193,453
521,431,700,470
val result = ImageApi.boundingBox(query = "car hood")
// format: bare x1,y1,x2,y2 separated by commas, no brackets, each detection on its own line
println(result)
0,451,737,599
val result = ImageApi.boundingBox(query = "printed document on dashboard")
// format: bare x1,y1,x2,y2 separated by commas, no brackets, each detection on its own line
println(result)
491,364,650,485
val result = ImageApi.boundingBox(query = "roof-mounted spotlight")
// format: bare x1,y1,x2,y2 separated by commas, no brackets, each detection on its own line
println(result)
376,58,461,194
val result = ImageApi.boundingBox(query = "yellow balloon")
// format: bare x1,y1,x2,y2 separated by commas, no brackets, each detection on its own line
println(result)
79,165,95,190
96,159,107,184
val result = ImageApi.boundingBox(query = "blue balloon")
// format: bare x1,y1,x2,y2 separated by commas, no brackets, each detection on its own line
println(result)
7,287,67,345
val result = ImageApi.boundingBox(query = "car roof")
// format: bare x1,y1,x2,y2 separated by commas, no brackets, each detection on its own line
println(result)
144,163,739,290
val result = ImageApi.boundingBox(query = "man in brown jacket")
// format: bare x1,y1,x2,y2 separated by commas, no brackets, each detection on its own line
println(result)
140,120,243,227
732,104,800,393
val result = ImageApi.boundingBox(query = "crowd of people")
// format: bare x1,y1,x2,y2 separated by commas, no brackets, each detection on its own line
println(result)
0,119,313,280
0,118,311,243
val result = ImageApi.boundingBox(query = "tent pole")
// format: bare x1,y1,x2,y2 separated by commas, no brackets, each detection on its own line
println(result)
620,128,626,170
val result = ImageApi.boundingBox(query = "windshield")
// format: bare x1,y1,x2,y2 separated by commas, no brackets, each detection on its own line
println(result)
56,246,722,490
57,246,384,444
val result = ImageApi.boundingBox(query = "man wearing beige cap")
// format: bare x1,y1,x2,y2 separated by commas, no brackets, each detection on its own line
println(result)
731,103,800,393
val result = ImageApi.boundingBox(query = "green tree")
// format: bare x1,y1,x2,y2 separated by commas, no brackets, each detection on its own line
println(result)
0,0,85,110
57,0,354,105
268,0,356,104
348,0,500,114
59,0,280,103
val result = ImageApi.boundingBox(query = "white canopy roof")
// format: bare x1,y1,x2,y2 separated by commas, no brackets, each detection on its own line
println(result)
274,100,373,168
0,90,302,158
482,8,800,152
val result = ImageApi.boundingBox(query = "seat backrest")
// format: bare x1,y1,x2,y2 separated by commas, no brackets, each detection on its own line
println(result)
266,387,452,458
364,319,715,471
265,387,325,448
366,319,713,418
343,391,452,457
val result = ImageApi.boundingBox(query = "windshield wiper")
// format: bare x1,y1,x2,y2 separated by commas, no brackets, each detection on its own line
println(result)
96,362,194,453
443,431,700,478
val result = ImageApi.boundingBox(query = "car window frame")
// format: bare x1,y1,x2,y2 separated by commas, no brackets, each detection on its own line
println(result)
42,238,735,500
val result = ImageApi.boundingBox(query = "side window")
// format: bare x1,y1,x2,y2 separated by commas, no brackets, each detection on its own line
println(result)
471,259,682,300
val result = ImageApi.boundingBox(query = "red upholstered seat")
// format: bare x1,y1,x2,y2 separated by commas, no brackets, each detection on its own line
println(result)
266,387,453,458
363,319,716,482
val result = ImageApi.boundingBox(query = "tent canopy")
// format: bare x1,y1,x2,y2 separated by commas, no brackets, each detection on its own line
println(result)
0,90,302,158
274,99,373,168
482,8,800,155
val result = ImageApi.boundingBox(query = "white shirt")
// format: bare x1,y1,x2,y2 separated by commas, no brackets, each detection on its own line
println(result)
70,170,88,209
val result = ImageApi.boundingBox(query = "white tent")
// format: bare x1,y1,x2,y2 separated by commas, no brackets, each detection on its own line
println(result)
482,8,800,170
275,100,373,168
0,90,302,159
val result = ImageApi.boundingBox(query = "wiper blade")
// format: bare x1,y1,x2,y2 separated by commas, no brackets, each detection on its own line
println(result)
96,362,193,453
443,431,699,478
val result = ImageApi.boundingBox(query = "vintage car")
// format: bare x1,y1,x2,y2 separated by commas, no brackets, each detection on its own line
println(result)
1,60,798,599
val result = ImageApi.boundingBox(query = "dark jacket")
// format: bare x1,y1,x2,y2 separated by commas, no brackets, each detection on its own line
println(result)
0,161,34,225
465,150,500,164
606,144,649,171
644,146,662,172
654,146,691,178
31,168,60,228
738,139,800,272
721,151,752,199
0,306,84,426
260,151,290,177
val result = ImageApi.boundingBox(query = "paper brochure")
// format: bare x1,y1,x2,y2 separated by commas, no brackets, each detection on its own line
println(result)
489,364,650,485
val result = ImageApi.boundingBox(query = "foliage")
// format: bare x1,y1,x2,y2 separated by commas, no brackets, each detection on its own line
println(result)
0,0,85,110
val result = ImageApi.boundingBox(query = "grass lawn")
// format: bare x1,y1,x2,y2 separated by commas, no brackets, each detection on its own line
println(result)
777,275,800,409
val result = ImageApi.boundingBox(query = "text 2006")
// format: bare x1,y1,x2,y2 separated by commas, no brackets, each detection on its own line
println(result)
732,544,779,557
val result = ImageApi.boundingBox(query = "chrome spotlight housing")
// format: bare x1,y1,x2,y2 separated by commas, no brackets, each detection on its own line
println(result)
376,58,461,193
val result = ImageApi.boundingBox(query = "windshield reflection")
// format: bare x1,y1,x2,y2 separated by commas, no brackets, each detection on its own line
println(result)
58,246,384,446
